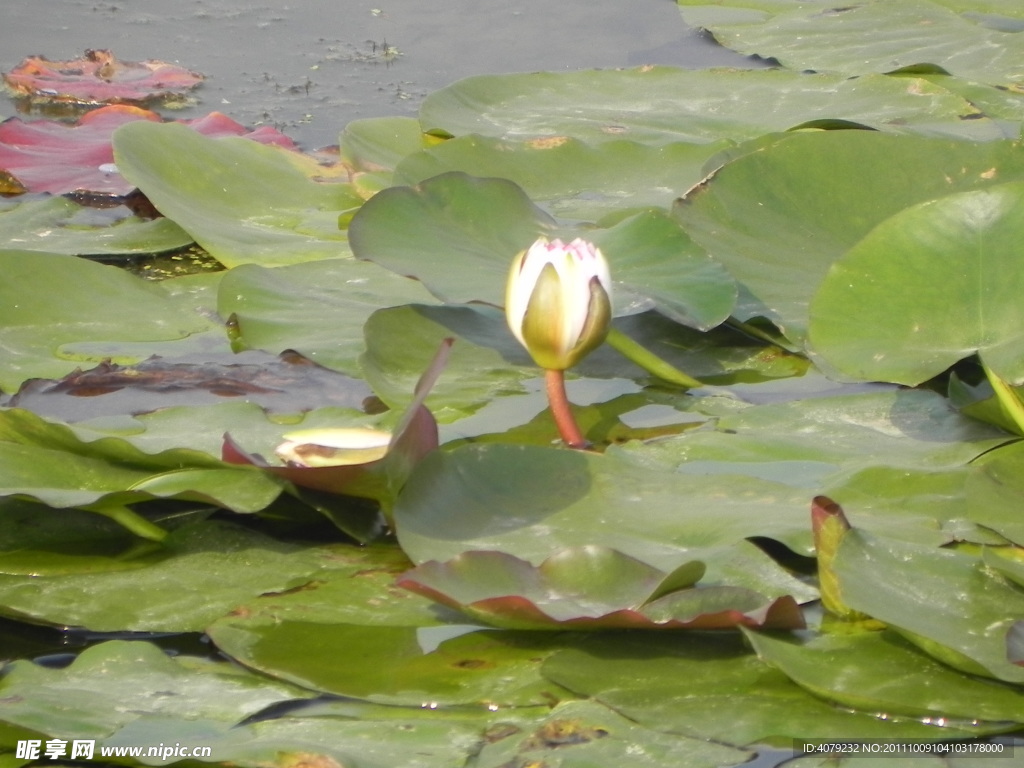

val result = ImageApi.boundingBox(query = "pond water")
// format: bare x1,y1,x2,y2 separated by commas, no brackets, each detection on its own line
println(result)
0,0,764,149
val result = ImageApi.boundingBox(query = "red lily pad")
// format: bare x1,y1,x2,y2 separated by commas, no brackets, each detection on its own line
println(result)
397,547,806,631
3,49,203,106
222,339,452,507
0,105,296,198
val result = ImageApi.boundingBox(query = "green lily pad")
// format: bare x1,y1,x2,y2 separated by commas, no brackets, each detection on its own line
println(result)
918,71,1024,139
419,67,1006,144
0,519,338,632
831,529,1024,683
393,442,816,599
0,498,164,576
207,618,573,707
394,134,732,223
217,258,437,377
678,0,1024,88
210,542,443,628
471,699,749,768
360,304,535,419
588,209,736,329
967,441,1024,546
397,546,803,630
613,389,1001,479
349,171,556,306
983,548,1024,593
0,196,192,256
809,181,1024,385
158,710,485,768
542,633,994,744
822,465,1001,547
744,628,1024,725
350,172,736,330
674,131,1024,345
340,116,435,172
0,249,219,392
151,697,749,768
0,407,283,517
113,121,363,267
0,639,310,740
609,389,1007,545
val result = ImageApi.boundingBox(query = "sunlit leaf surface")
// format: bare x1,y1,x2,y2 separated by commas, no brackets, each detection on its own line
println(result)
677,0,1024,88
420,67,1010,144
810,181,1024,385
674,132,1024,344
542,633,1006,744
113,121,361,267
0,249,220,392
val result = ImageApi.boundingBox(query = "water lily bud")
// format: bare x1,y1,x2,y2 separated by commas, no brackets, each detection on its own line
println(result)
505,237,613,370
275,427,391,468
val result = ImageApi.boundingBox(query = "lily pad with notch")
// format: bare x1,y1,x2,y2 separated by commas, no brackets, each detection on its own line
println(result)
349,172,736,331
397,546,804,630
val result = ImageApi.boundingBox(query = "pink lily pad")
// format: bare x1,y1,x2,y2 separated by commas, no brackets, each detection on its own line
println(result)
3,49,203,106
397,547,806,631
0,105,297,197
222,338,453,507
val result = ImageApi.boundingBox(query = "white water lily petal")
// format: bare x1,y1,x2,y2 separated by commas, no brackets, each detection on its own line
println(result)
275,427,392,468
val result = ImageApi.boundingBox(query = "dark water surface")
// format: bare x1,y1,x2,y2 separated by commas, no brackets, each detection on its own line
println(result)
0,0,762,149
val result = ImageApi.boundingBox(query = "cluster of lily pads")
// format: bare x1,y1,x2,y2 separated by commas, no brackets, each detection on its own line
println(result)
1,1,1024,766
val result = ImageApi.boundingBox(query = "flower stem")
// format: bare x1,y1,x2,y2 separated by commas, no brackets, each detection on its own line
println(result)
84,503,168,542
545,368,588,449
605,327,703,389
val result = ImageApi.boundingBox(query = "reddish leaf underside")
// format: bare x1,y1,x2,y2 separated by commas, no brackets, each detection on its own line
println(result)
0,105,296,197
222,432,387,496
397,548,806,631
400,581,804,631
